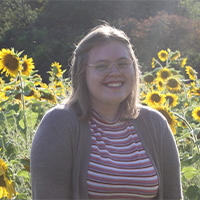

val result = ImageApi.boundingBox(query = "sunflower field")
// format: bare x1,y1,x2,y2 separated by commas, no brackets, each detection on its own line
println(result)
0,47,200,199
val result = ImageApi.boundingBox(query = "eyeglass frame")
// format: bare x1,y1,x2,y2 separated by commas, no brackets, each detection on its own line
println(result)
87,58,134,76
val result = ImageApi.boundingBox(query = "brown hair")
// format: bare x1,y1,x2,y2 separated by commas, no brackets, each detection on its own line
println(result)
66,24,141,121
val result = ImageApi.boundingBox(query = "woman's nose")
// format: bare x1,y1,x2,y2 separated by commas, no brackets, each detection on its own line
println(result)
108,64,122,76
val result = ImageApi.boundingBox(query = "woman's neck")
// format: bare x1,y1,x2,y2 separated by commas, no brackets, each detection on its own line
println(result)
91,104,120,122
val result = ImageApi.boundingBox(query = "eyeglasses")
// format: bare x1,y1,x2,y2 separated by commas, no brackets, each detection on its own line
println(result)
87,58,133,76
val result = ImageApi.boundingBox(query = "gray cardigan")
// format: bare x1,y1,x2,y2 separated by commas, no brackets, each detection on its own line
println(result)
31,104,183,200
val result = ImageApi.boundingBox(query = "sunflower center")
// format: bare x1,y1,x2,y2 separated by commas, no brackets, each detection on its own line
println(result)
41,92,54,100
4,54,19,71
161,71,170,79
26,90,34,97
144,75,154,83
189,69,194,76
0,175,6,187
166,96,173,105
161,53,167,58
196,89,200,94
158,81,163,87
15,93,22,100
167,79,178,88
151,94,161,102
158,109,172,124
22,61,28,72
197,110,200,117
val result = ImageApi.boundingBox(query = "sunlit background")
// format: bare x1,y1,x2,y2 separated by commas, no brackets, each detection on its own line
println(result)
0,1,200,199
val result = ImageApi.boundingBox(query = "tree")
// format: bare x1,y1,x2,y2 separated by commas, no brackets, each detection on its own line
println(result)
119,11,200,75
0,0,46,32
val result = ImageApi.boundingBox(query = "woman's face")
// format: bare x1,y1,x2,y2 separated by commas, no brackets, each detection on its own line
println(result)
86,40,135,111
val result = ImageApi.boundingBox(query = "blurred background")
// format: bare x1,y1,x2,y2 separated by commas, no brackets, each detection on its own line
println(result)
0,0,199,83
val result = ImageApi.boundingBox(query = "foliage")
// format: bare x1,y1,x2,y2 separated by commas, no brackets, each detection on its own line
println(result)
141,49,200,199
0,46,200,199
0,1,180,83
0,47,70,199
119,11,200,77
178,0,200,21
0,0,46,33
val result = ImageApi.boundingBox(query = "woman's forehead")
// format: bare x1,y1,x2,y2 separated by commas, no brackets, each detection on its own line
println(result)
88,41,131,63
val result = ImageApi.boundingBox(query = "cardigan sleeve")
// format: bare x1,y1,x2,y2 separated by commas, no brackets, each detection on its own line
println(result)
145,106,182,199
30,106,74,199
159,114,182,199
133,106,183,199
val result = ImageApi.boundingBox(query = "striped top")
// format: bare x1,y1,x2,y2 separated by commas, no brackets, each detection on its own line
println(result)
87,110,159,199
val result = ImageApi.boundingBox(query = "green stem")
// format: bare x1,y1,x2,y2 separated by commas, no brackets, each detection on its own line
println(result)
18,72,28,145
173,112,200,153
154,59,163,68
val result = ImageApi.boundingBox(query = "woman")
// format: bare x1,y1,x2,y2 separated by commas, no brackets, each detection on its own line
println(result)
31,24,182,199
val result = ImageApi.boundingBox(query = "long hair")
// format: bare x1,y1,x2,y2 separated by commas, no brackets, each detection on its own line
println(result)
66,24,141,121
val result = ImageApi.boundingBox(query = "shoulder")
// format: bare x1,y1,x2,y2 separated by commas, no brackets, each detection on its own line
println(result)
135,105,170,131
138,105,166,121
41,104,78,125
43,104,77,120
36,103,81,136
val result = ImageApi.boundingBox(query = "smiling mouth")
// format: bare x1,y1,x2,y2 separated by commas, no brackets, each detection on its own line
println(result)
105,82,124,87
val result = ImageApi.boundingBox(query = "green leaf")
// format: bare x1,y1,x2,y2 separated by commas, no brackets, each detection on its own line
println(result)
180,152,189,160
39,88,51,94
0,96,13,107
10,159,20,165
17,169,30,179
182,167,198,179
7,104,20,113
16,193,27,200
193,128,200,136
176,133,191,141
185,185,200,199
19,118,25,129
23,85,32,95
181,154,200,167
16,49,24,57
27,110,39,128
195,139,200,145
25,80,35,87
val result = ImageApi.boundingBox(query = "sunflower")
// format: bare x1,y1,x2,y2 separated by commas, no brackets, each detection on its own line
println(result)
0,48,22,77
157,67,172,81
181,121,187,128
153,105,177,134
193,87,200,96
21,55,35,76
145,91,165,107
51,62,62,78
40,88,57,104
165,93,178,107
192,107,200,122
143,74,155,84
170,51,180,61
185,66,196,80
158,50,169,62
53,81,65,96
1,86,12,100
0,78,4,87
152,57,155,68
33,74,42,86
156,78,165,91
181,58,187,68
0,159,16,199
24,87,40,100
166,77,181,92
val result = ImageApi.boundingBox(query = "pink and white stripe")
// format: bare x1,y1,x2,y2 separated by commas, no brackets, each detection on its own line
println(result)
87,110,159,199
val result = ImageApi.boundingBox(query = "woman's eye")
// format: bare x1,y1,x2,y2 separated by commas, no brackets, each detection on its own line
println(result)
95,64,109,70
118,61,129,67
